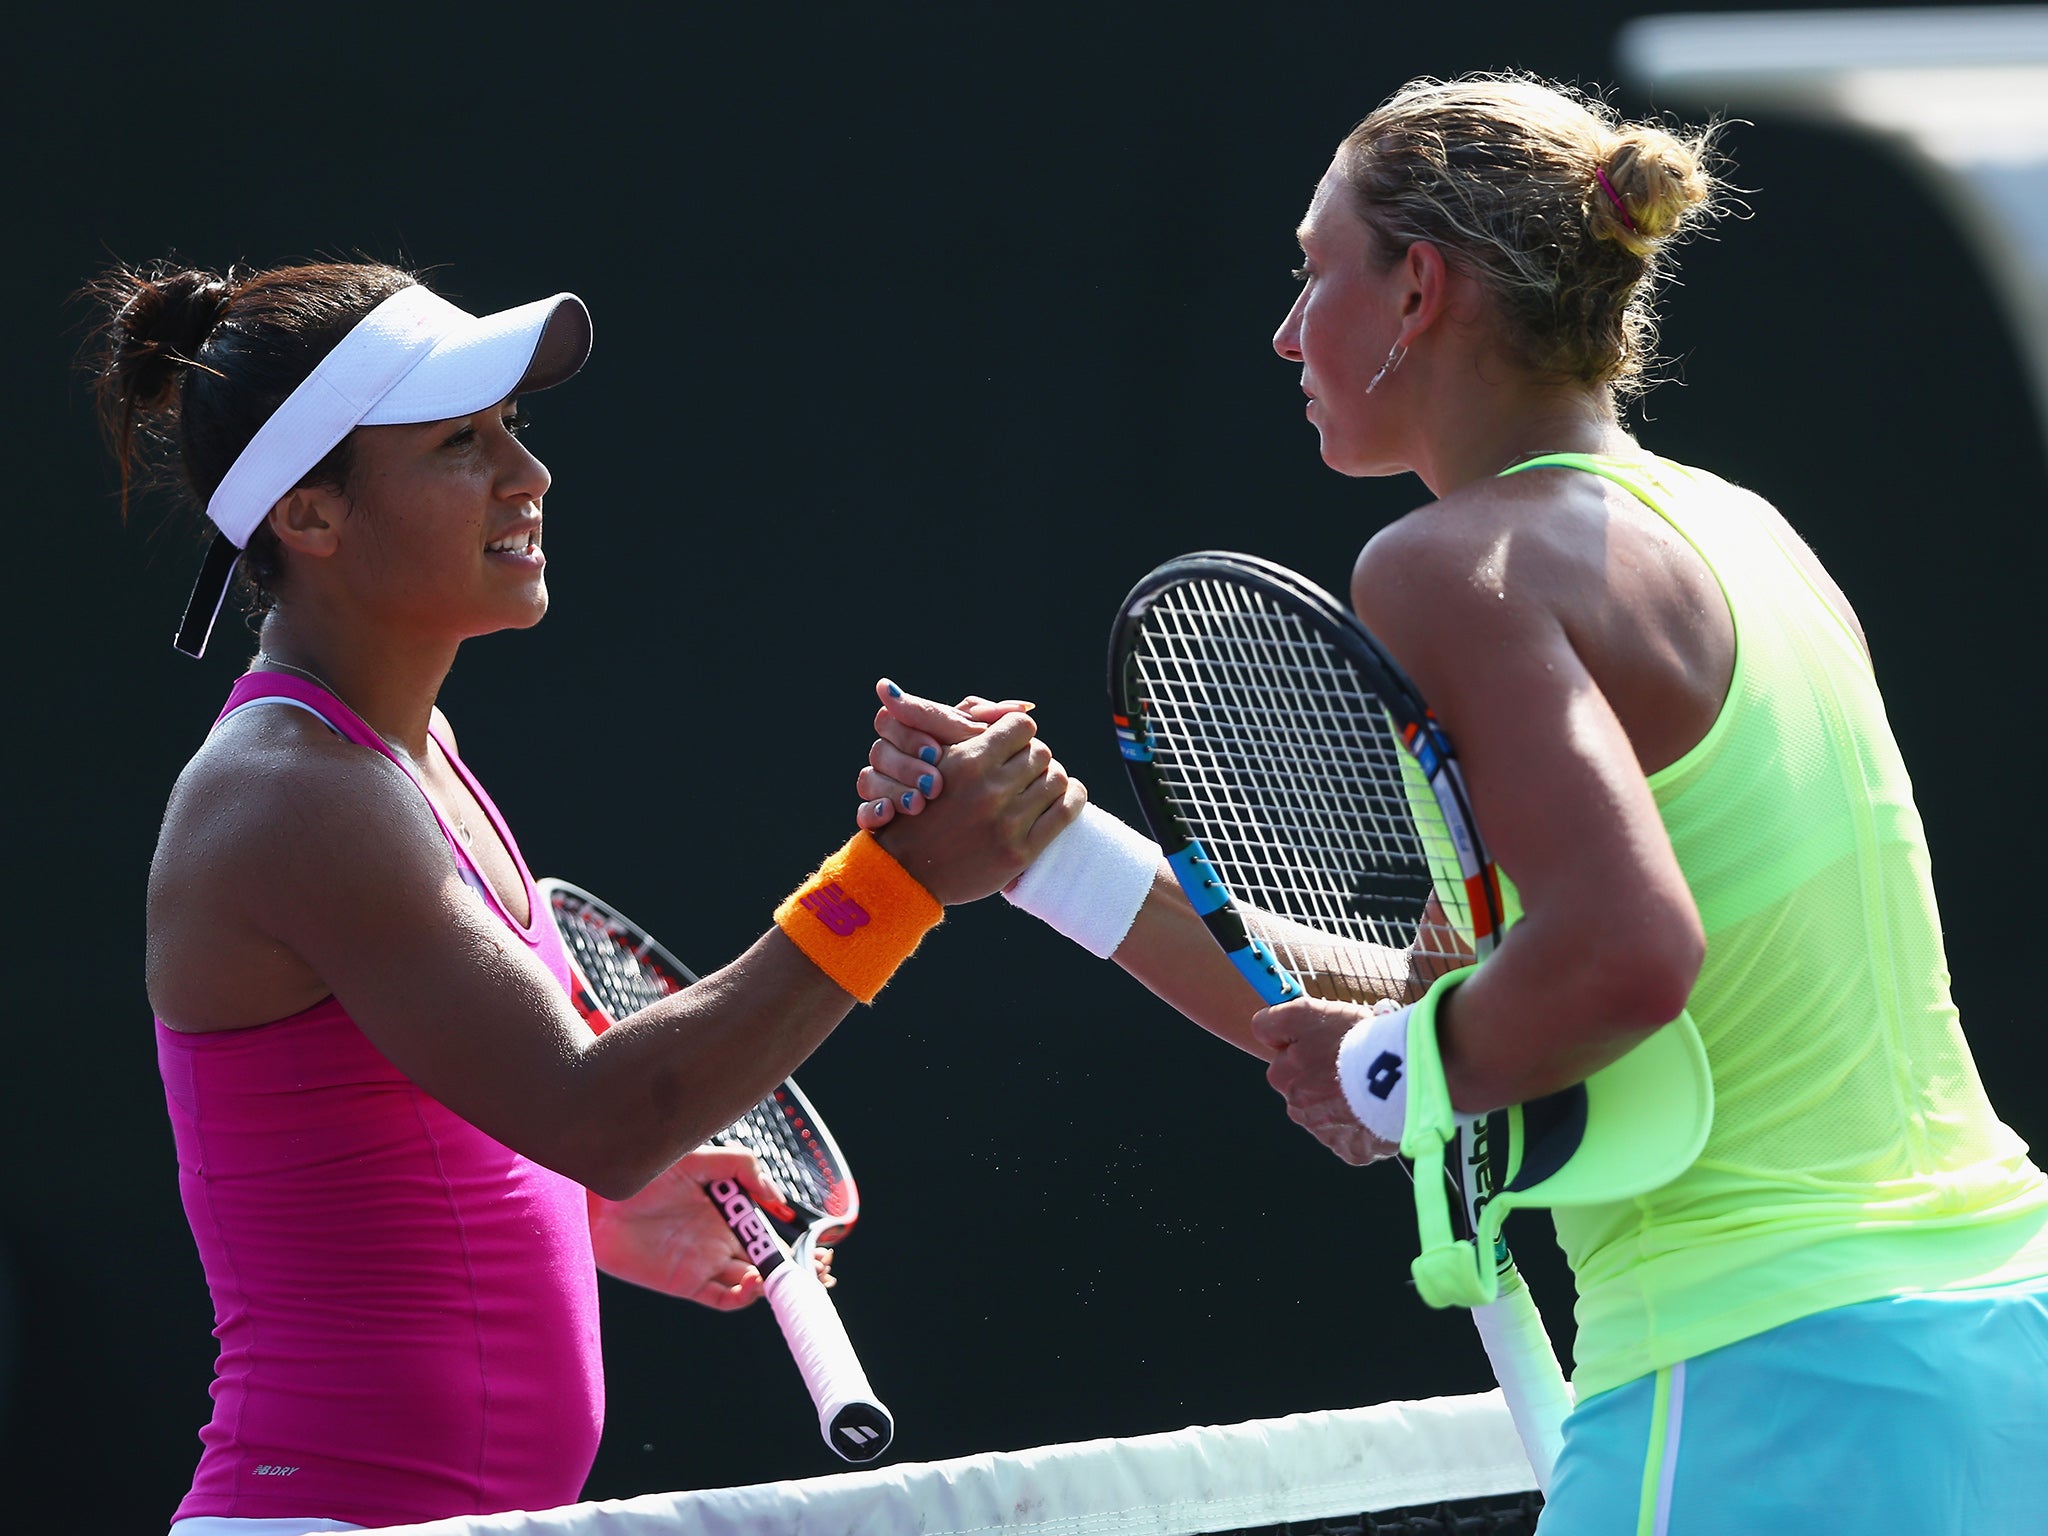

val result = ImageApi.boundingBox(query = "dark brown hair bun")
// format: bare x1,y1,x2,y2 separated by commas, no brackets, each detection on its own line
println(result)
100,268,236,418
80,258,416,607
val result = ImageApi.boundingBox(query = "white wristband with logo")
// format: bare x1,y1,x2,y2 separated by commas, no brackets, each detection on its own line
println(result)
1338,997,1483,1145
1003,804,1160,958
1336,999,1416,1144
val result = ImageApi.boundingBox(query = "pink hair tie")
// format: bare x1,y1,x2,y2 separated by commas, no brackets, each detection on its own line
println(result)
1594,167,1638,234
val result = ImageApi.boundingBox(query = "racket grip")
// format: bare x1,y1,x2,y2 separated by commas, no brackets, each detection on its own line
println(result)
764,1258,895,1462
1471,1271,1573,1495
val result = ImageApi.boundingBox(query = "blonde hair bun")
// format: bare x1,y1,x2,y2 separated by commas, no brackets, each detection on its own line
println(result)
1597,123,1718,256
1338,72,1729,395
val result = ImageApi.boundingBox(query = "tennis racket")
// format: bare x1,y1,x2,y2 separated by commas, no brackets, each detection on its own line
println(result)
1107,551,1572,1491
539,878,895,1463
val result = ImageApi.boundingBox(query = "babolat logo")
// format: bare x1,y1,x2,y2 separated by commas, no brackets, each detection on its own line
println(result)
800,882,871,937
708,1177,781,1266
1464,1116,1499,1222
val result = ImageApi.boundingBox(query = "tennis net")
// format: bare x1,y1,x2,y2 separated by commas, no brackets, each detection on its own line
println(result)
365,1390,1542,1535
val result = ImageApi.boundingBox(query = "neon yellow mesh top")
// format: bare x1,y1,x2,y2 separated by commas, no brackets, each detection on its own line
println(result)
1493,452,2048,1397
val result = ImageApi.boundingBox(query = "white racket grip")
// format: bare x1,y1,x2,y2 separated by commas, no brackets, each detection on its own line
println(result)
764,1256,895,1462
1471,1273,1573,1494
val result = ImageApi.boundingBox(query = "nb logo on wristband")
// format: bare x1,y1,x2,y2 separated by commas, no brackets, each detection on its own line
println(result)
1365,1051,1404,1101
801,882,872,937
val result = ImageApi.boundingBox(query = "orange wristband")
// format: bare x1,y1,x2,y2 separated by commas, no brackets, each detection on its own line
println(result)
773,832,943,1003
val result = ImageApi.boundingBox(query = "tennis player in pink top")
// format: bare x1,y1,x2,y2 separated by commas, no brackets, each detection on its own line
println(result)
86,259,1083,1535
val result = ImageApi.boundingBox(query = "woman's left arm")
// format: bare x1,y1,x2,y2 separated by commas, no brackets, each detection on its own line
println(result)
1321,509,1707,1116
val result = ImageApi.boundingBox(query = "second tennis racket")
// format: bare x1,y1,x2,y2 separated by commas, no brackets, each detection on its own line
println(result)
1107,550,1572,1490
540,878,895,1463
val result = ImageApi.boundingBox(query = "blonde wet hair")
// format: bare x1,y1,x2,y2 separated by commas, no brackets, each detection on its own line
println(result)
1337,74,1726,395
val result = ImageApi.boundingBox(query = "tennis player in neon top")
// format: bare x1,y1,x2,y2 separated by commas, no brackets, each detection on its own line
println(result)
89,260,1081,1534
867,74,2048,1531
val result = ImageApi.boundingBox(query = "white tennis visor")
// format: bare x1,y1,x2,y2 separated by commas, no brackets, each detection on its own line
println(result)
174,283,592,657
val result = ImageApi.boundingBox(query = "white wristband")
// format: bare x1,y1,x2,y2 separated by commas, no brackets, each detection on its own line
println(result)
1003,804,1160,958
1336,1000,1415,1144
1338,997,1483,1146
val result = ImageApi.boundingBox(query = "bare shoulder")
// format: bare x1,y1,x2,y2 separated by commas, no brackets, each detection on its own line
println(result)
148,707,461,1028
164,706,440,872
1351,474,1598,648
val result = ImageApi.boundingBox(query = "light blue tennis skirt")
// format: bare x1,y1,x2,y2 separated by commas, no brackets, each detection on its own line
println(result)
1538,1276,2048,1535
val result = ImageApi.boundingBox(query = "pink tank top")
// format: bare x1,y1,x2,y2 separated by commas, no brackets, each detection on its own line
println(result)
159,674,603,1528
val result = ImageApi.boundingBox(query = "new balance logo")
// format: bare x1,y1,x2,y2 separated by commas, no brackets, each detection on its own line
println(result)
1365,1051,1404,1101
840,1424,881,1445
801,883,871,937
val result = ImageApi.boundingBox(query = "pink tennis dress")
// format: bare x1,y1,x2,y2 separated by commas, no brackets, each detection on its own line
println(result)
158,674,603,1529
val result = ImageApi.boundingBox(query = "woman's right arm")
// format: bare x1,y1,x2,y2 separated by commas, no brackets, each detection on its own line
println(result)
155,708,1078,1201
856,686,1431,1058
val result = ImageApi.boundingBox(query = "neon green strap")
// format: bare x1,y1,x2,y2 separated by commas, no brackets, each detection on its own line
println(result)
1398,967,1499,1308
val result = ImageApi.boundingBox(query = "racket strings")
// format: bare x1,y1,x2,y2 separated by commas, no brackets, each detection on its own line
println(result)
1132,584,1477,998
549,894,849,1218
720,1100,851,1220
1203,581,1394,946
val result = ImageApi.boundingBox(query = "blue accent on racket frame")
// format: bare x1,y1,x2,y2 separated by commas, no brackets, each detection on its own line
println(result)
1229,938,1300,1005
1167,842,1231,916
1116,729,1154,762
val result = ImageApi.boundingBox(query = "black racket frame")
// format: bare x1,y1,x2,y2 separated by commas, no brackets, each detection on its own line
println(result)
1108,550,1502,990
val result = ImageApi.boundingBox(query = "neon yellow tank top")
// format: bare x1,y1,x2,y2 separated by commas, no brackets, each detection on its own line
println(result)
1495,452,2048,1397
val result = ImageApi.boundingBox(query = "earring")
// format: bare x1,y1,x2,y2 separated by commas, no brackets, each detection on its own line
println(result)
1366,343,1408,394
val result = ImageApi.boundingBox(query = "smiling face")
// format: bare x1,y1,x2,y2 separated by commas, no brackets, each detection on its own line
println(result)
1272,165,1412,477
324,399,553,642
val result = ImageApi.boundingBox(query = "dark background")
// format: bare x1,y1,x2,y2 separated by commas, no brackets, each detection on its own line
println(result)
7,2,2044,1529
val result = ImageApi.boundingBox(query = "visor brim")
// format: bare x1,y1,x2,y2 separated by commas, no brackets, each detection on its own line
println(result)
358,294,591,426
1498,1015,1713,1208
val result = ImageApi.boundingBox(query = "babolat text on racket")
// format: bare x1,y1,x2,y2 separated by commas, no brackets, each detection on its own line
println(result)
1106,550,1572,1490
539,878,894,1463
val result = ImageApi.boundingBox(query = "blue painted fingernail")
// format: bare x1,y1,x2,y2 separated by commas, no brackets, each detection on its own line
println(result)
918,774,935,795
900,791,916,809
886,682,902,699
873,799,889,816
918,745,939,765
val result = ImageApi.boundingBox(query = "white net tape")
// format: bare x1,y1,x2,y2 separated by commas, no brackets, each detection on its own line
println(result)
363,1391,1537,1536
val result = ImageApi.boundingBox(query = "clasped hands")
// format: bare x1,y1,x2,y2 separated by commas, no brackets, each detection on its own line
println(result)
857,678,1397,1168
853,679,1085,905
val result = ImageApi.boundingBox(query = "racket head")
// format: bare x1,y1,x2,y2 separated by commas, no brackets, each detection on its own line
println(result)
539,879,860,1242
1108,550,1503,1008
